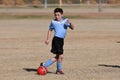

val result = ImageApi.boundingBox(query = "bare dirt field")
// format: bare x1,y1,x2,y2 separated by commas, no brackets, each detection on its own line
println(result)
0,18,120,80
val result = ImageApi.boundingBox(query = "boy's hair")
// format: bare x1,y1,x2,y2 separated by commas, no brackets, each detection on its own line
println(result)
54,8,63,14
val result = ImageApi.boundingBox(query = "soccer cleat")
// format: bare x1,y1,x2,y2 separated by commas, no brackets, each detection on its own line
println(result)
56,70,64,74
40,62,43,66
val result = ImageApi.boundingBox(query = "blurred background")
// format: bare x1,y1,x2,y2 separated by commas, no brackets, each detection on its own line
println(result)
0,0,120,7
0,0,119,19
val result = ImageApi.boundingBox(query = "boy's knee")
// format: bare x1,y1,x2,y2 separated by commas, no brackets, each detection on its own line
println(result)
55,55,59,59
59,55,63,59
55,54,63,60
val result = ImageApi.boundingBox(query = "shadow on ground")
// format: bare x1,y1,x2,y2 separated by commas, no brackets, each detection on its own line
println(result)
116,41,120,43
23,68,37,72
98,64,120,68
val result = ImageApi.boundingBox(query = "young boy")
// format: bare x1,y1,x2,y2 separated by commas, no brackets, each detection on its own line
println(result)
40,8,74,74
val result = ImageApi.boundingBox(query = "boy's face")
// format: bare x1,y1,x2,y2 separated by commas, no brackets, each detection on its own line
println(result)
54,12,63,21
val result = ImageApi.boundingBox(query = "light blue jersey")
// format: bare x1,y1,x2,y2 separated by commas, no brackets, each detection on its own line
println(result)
49,18,70,39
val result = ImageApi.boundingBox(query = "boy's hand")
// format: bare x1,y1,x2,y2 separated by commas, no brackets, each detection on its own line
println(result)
45,40,50,45
67,20,74,30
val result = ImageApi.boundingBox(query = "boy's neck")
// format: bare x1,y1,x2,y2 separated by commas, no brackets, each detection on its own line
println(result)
55,17,64,21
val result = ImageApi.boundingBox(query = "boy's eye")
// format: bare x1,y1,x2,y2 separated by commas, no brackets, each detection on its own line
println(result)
55,14,60,16
54,13,61,17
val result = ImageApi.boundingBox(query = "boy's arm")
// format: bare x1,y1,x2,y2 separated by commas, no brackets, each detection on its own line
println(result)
68,20,74,30
45,29,52,45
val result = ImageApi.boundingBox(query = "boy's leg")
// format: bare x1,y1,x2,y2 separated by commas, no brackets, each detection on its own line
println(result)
43,57,57,67
56,54,64,74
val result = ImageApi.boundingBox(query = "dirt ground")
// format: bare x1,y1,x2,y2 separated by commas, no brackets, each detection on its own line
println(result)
0,18,120,80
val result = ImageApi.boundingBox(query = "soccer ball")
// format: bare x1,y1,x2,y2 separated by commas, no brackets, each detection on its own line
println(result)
37,66,47,75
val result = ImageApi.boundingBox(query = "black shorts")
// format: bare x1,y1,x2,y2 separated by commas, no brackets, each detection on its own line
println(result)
51,37,64,54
